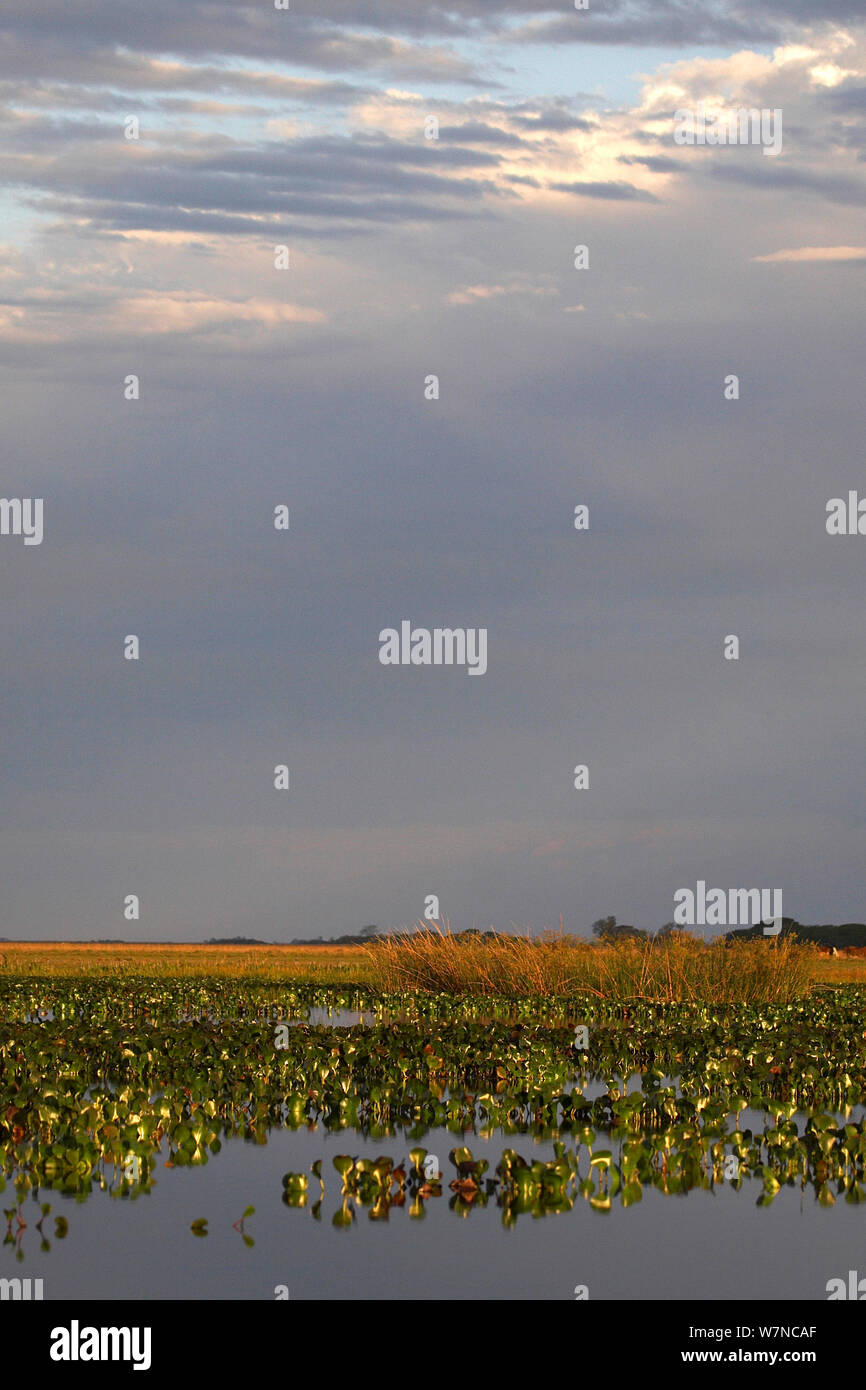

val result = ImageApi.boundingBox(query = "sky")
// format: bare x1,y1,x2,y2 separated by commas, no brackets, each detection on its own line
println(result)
0,0,864,941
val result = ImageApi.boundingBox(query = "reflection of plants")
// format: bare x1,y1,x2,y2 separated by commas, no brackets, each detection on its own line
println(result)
3,1203,27,1259
282,1172,309,1207
34,1202,67,1252
322,1152,441,1226
274,1123,866,1225
233,1205,255,1247
189,1207,257,1244
4,1201,67,1258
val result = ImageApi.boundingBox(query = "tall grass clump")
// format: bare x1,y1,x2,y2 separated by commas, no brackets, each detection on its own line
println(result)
364,924,815,1003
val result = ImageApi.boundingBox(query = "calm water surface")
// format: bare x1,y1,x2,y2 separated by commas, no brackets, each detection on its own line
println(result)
4,1123,862,1301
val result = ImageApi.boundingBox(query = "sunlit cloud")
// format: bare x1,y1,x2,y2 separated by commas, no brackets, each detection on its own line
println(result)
447,281,557,304
752,244,866,261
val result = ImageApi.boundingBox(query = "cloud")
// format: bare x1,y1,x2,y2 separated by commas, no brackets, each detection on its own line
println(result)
511,110,597,133
446,281,558,304
438,122,529,147
751,244,866,261
0,125,511,247
548,179,659,201
113,292,325,334
708,162,866,206
0,286,325,344
618,153,685,172
510,3,779,50
0,13,488,83
826,83,866,110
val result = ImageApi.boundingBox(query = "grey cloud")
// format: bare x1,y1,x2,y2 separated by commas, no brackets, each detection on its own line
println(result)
2,130,510,239
2,68,368,104
1,0,857,72
511,111,597,132
507,3,779,49
548,179,659,201
438,123,529,147
618,154,685,173
0,21,487,85
825,85,866,113
504,173,542,187
707,161,866,207
759,0,865,18
201,136,503,171
26,193,492,235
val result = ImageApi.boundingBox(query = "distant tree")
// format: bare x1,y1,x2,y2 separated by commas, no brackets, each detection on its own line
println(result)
592,918,648,940
591,916,617,938
204,936,267,945
359,925,378,938
655,922,683,938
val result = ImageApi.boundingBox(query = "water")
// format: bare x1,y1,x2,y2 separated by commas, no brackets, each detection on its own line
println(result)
4,1123,862,1301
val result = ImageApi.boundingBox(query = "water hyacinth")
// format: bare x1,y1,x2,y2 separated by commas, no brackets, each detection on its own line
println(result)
2,974,866,1243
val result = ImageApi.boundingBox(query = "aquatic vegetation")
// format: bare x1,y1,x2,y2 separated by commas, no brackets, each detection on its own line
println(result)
2,973,866,1239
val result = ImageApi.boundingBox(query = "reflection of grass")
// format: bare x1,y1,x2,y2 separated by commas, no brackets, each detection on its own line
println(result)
0,942,369,983
365,925,816,1002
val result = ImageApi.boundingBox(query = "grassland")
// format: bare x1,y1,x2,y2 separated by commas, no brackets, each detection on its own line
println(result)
1,932,864,994
0,941,365,982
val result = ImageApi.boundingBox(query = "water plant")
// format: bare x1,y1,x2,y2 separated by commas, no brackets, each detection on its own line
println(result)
3,972,866,1245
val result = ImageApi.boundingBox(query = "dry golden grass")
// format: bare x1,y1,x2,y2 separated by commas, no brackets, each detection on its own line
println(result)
811,953,866,986
0,941,369,982
1,934,862,996
364,924,819,1002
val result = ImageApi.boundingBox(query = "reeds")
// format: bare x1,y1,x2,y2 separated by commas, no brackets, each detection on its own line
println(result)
364,922,815,1002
